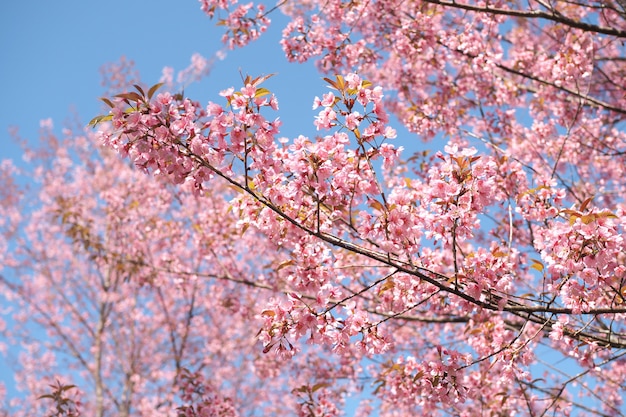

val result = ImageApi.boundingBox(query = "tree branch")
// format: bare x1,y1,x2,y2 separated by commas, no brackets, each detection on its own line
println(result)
421,0,626,38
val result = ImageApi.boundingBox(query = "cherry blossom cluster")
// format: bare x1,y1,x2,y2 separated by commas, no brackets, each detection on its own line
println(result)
374,348,470,411
38,380,83,417
280,1,378,72
176,369,240,417
199,0,270,49
281,15,348,66
160,52,223,90
292,382,341,417
312,73,397,142
97,75,280,197
537,203,625,314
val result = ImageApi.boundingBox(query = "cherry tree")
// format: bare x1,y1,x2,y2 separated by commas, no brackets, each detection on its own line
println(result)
3,0,626,416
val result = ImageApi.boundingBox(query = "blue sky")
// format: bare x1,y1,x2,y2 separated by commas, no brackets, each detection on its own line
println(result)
0,1,332,165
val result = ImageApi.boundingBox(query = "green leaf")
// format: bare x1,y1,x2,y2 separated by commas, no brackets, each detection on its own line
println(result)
254,87,271,98
581,214,595,224
530,259,544,272
596,211,618,219
519,185,549,197
88,114,113,127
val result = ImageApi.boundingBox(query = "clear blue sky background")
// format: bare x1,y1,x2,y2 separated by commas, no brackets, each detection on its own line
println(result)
0,1,332,165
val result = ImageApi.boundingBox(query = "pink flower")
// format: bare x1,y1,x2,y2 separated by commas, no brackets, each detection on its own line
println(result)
241,83,257,98
549,321,564,341
344,111,361,130
345,72,361,89
580,267,598,285
321,92,336,107
383,126,397,139
314,107,337,130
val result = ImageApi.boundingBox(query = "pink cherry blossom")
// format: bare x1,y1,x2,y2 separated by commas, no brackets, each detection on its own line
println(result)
5,1,626,416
